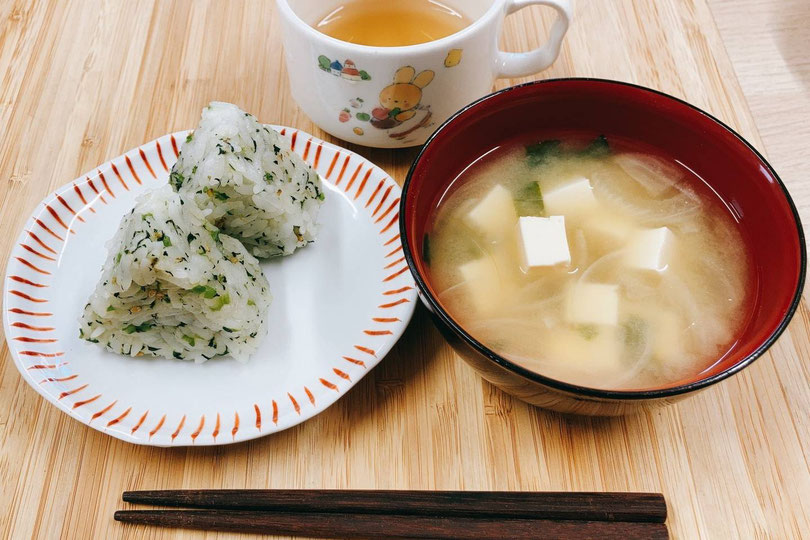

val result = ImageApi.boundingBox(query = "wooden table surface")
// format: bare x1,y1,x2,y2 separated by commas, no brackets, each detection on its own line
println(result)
1,1,808,538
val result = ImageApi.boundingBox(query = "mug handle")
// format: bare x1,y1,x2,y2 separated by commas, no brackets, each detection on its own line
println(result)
496,0,573,78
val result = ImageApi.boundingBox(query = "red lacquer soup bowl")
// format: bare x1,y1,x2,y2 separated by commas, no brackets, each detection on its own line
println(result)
400,79,805,416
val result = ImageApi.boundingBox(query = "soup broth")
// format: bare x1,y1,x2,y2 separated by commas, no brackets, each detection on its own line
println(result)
426,136,752,390
315,0,470,47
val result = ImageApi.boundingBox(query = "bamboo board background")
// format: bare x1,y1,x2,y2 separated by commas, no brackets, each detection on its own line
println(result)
1,0,808,538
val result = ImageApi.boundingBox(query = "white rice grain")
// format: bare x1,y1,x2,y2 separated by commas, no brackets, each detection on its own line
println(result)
78,185,271,362
169,102,325,258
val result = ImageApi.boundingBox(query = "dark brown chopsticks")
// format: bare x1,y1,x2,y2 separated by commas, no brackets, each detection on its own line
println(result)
116,490,668,539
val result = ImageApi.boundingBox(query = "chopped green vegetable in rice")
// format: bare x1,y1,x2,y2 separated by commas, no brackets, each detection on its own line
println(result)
78,185,271,362
169,102,325,258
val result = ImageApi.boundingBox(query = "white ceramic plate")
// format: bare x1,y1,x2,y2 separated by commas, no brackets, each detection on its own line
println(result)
2,127,416,446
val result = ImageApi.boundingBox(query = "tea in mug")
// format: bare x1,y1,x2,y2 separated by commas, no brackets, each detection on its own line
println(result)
315,0,471,47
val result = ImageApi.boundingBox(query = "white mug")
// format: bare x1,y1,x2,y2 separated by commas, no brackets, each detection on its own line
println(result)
277,0,572,148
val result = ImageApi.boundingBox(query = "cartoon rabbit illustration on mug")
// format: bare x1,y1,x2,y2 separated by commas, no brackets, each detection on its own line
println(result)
329,63,440,142
370,67,435,133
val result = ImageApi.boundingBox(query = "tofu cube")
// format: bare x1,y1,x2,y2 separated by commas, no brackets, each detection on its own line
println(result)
650,311,686,366
627,307,688,368
540,327,625,388
516,216,571,269
566,283,619,326
464,185,517,239
458,257,503,314
542,177,597,217
625,227,674,271
583,212,635,250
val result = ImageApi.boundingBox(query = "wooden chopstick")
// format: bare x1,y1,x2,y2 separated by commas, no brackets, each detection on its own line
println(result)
121,489,667,523
114,509,669,540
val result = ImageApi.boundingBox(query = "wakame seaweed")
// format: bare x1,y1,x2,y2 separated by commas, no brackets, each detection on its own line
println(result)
526,135,611,166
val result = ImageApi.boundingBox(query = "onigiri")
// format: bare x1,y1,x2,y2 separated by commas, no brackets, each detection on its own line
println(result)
79,185,271,362
169,102,325,258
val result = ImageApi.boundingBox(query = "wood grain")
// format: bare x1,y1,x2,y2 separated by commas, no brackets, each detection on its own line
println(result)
0,1,808,538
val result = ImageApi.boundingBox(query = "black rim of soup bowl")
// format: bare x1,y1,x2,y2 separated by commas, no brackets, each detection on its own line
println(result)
400,77,807,401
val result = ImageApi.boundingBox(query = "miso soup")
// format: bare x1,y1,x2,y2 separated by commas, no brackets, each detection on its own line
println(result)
425,135,753,390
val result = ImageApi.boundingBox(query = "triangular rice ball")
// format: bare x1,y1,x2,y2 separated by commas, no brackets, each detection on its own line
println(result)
170,102,325,258
79,185,271,362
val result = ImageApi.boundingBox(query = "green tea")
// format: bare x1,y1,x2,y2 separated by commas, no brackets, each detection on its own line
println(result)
315,0,470,47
